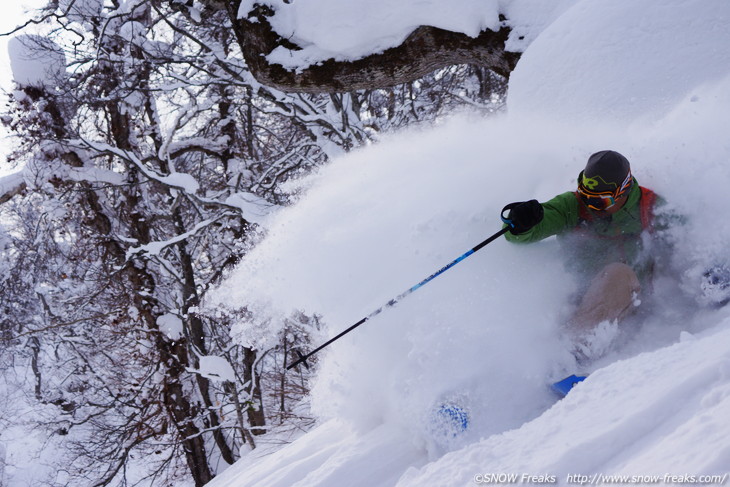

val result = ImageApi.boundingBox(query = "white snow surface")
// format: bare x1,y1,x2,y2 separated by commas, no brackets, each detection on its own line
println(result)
206,0,730,486
195,355,237,383
0,169,24,195
508,0,730,124
156,313,184,340
7,34,66,88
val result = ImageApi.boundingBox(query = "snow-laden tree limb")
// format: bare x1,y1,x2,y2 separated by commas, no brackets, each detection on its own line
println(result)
229,2,521,93
70,138,201,193
69,138,280,224
126,217,222,259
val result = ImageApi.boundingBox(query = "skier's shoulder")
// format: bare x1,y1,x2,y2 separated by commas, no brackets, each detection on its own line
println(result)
635,185,681,230
544,191,580,215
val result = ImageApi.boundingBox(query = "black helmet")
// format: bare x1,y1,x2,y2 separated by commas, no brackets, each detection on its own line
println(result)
579,150,631,194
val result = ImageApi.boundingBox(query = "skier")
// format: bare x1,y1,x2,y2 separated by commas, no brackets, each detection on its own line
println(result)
501,150,662,357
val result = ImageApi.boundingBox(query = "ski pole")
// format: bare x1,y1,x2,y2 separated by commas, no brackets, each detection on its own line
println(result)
286,226,510,370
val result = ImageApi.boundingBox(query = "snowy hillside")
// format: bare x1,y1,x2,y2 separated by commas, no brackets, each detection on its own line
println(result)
207,1,730,486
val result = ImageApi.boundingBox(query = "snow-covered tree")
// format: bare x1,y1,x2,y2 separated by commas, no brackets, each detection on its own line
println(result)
0,2,327,485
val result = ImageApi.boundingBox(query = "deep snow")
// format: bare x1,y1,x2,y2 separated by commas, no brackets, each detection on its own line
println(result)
210,0,730,486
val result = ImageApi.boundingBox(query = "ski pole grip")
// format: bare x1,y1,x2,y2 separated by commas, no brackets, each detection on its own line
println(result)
501,203,518,228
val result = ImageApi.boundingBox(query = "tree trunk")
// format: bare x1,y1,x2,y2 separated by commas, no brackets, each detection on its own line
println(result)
173,206,238,466
242,347,266,435
159,340,215,486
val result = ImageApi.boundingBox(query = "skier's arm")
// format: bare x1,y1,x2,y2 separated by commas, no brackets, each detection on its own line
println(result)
504,192,579,243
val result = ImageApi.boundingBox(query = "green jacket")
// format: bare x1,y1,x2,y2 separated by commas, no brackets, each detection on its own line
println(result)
505,182,657,280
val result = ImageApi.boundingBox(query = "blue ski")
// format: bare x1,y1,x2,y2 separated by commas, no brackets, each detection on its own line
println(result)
551,374,588,397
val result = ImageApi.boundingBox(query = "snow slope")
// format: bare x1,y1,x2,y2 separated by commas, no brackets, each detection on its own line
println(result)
398,322,730,486
207,1,730,486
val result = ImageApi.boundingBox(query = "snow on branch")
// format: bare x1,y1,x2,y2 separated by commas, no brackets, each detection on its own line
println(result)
69,138,281,224
70,138,201,193
126,217,222,259
8,35,67,89
0,170,27,205
231,2,521,93
187,355,237,383
165,135,232,159
66,166,126,186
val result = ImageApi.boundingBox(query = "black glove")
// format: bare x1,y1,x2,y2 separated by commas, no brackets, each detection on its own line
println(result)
502,200,544,235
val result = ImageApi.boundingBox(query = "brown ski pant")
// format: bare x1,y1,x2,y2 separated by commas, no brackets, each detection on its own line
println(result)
568,262,641,333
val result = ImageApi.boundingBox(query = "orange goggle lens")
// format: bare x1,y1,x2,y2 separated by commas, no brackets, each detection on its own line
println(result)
578,172,633,211
579,191,617,211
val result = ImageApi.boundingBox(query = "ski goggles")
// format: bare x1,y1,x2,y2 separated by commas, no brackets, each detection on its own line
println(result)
577,171,633,211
